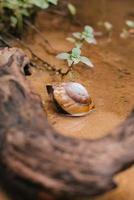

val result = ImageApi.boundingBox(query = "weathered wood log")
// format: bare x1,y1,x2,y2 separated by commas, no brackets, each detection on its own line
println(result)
0,47,134,200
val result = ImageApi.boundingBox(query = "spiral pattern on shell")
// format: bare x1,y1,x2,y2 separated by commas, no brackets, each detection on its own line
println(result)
46,82,94,116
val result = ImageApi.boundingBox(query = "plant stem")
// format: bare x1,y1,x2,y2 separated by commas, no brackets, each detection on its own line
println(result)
70,62,74,70
16,13,23,34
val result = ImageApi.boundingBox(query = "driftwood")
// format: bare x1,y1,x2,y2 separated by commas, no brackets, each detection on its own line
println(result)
0,47,134,200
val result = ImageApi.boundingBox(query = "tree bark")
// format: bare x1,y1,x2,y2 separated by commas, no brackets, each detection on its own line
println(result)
0,47,134,200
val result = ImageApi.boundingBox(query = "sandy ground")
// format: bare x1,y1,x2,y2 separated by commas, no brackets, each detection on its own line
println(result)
1,0,134,199
27,0,134,140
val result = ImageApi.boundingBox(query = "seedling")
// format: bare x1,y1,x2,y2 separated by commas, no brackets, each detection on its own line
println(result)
103,21,113,32
126,20,134,29
120,20,134,39
67,25,96,48
120,29,130,39
98,21,113,38
56,47,94,68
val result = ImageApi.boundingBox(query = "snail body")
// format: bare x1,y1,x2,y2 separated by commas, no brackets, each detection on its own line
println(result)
46,82,95,116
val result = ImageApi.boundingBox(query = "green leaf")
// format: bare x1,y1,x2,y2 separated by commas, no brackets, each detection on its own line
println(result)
120,29,129,39
66,37,83,48
72,32,81,39
80,25,97,45
48,0,58,5
104,21,113,31
3,1,18,9
21,9,29,16
72,47,81,57
67,3,76,16
84,25,93,34
66,37,76,43
28,0,58,7
28,0,52,9
126,20,134,28
85,37,97,44
80,56,94,67
56,53,69,60
10,16,17,27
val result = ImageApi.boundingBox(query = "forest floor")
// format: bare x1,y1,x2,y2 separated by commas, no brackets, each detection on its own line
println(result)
1,0,134,200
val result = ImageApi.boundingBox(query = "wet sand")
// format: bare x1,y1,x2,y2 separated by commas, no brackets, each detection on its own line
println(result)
27,1,134,199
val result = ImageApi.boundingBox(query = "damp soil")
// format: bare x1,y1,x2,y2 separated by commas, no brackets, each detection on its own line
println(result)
26,0,134,140
1,0,134,200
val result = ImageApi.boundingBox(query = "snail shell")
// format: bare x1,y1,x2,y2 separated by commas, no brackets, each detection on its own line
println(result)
46,82,95,116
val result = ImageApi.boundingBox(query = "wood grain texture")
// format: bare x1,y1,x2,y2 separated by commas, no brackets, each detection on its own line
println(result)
0,47,134,200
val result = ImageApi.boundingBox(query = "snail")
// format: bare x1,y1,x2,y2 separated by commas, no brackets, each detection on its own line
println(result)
46,82,95,116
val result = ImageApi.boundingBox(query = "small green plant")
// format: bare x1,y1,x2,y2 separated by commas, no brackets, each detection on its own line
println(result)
98,21,113,38
126,20,134,28
120,29,129,39
0,0,58,32
98,21,113,32
57,25,96,73
120,20,134,39
67,25,96,48
56,47,94,68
